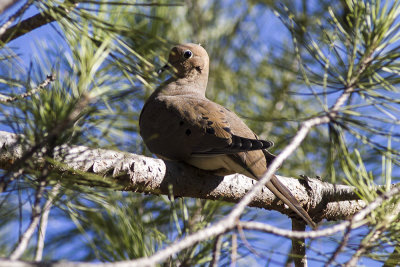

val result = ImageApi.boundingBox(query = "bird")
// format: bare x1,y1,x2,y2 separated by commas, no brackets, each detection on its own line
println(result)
139,43,316,228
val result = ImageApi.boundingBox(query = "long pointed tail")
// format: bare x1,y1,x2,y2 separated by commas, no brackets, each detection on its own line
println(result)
266,175,316,229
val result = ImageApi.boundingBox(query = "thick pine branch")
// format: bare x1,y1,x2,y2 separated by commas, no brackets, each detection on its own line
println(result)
0,130,364,222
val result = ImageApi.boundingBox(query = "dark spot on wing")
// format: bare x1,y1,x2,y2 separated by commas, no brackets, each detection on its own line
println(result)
206,127,215,134
202,116,209,120
231,135,241,148
242,139,252,149
223,127,231,133
207,121,213,126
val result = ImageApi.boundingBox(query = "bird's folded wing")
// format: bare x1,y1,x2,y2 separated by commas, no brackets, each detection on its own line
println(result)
186,99,273,156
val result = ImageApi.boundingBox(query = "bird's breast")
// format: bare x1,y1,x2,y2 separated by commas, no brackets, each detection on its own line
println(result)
139,96,203,160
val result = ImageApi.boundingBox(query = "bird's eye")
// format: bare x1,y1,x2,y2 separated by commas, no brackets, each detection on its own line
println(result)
183,50,193,59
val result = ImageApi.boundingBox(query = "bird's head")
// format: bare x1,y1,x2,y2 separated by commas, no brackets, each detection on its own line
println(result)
160,43,209,80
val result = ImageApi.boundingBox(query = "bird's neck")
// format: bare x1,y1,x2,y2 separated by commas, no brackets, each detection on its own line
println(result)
158,76,208,97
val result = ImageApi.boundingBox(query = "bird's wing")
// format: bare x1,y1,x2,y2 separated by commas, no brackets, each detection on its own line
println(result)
181,98,273,156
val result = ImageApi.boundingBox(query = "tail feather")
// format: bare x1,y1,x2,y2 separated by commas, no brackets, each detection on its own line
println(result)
267,175,316,228
227,153,316,228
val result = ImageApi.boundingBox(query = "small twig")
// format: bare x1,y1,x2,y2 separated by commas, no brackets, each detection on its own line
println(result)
345,201,400,266
0,0,33,39
0,1,78,44
230,233,237,267
237,220,349,239
237,223,262,258
9,179,48,260
0,74,55,103
35,183,61,261
324,223,352,266
345,229,381,267
209,235,222,267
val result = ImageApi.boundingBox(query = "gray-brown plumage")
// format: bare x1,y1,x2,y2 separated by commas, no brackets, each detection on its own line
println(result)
139,43,316,228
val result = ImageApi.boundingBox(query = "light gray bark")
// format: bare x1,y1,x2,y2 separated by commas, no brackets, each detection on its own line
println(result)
0,130,364,221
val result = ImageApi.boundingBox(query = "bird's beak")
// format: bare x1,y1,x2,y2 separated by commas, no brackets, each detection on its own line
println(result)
157,64,170,74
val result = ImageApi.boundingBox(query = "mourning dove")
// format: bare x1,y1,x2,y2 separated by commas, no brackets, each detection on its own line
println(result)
139,43,316,228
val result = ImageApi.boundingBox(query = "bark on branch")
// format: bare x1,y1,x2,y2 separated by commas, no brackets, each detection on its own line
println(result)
0,130,364,222
0,1,78,44
0,0,21,14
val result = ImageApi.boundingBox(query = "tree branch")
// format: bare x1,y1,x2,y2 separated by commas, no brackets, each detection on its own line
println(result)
290,219,307,267
0,1,78,44
0,130,363,221
9,179,47,260
35,183,61,261
0,0,33,39
0,74,55,103
209,235,222,267
0,0,22,14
